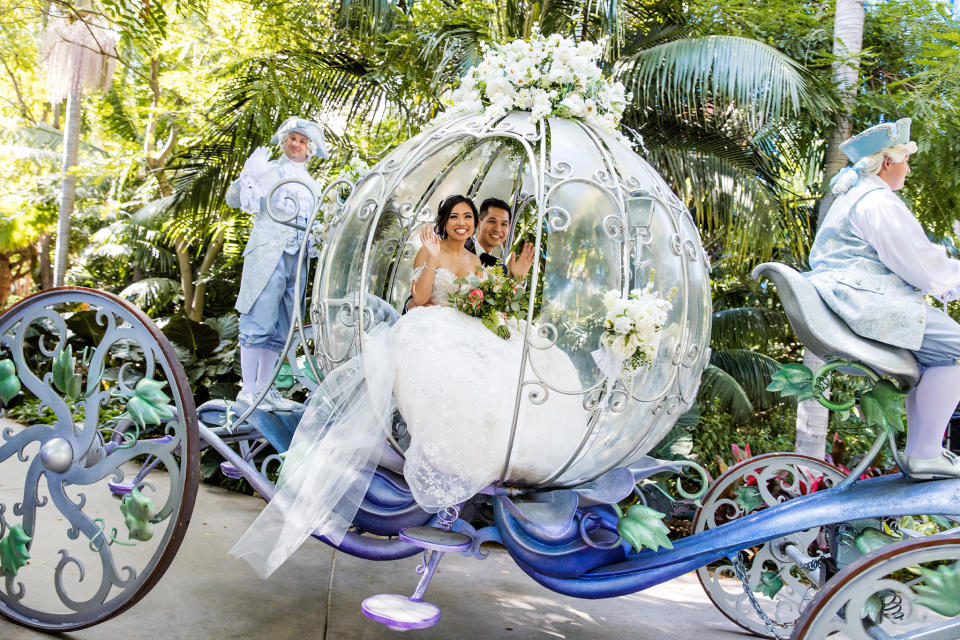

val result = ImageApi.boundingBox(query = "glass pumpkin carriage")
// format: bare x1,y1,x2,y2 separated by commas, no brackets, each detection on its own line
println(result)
1,109,960,639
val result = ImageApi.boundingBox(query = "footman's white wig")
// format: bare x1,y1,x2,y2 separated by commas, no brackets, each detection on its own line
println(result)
272,116,329,160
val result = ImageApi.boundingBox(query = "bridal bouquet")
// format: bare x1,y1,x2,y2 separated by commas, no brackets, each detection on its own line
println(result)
449,270,528,340
436,32,630,140
596,285,672,379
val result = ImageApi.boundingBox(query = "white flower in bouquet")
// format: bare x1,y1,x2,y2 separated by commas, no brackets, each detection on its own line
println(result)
612,315,633,335
597,285,672,378
560,93,587,117
531,89,553,120
605,299,630,323
431,31,630,141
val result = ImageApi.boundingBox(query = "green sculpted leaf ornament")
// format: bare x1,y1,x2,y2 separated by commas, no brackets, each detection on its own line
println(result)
120,488,156,542
755,569,784,598
853,527,900,555
859,379,908,433
913,563,960,617
734,485,763,513
125,378,175,429
765,363,814,402
613,504,673,553
52,345,82,401
0,359,20,404
0,524,31,577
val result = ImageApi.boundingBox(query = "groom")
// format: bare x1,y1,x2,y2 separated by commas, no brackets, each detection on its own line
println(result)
465,197,535,277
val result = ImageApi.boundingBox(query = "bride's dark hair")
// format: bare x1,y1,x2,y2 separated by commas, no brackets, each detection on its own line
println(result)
434,195,478,239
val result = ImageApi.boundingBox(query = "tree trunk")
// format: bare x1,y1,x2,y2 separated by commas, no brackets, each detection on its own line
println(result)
795,0,865,459
37,234,53,289
0,253,11,309
189,227,227,321
53,81,82,287
818,0,865,225
173,239,195,318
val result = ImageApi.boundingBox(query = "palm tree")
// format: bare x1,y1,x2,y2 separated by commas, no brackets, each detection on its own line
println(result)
40,10,116,286
169,0,835,271
795,0,865,459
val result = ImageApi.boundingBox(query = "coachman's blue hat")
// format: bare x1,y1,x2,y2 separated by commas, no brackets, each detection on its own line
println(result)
271,116,329,160
840,118,914,164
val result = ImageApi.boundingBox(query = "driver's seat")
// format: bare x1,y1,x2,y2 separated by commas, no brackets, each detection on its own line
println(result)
752,262,920,390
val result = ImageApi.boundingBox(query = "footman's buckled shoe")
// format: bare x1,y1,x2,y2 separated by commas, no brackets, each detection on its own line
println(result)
259,389,301,412
901,450,960,480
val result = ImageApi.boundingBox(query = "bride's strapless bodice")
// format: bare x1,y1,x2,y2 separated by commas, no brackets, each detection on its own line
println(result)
428,268,461,306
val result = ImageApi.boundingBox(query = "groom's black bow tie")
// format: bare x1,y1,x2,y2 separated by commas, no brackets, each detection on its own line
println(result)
479,251,499,268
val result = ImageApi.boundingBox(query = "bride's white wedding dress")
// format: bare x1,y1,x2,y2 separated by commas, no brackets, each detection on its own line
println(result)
396,268,587,508
230,267,587,578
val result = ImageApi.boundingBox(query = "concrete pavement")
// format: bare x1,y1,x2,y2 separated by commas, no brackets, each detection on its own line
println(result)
0,433,749,640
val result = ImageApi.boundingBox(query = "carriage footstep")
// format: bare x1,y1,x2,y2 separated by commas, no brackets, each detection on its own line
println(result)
399,526,471,552
361,594,441,631
361,526,470,630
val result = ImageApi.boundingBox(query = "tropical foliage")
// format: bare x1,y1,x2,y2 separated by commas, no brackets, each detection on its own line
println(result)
2,0,960,475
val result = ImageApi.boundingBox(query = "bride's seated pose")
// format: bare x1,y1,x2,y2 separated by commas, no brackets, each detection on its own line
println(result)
230,195,587,578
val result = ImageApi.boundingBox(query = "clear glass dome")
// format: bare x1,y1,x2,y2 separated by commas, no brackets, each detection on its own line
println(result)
313,111,711,490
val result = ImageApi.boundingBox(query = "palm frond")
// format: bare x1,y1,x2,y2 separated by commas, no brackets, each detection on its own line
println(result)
119,277,182,310
709,349,784,413
644,143,815,266
0,124,107,158
101,86,140,143
697,364,754,424
337,0,408,36
711,307,791,351
616,35,832,130
419,23,488,88
166,47,424,238
0,144,61,164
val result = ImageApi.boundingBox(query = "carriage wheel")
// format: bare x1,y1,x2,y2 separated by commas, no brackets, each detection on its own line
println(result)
0,287,199,631
789,534,960,639
692,453,846,638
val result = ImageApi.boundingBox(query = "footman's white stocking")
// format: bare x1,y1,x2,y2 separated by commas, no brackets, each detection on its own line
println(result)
239,346,260,396
904,365,960,459
256,349,281,393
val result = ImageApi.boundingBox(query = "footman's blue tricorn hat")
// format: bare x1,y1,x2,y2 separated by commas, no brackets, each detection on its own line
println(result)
840,118,914,164
272,116,329,159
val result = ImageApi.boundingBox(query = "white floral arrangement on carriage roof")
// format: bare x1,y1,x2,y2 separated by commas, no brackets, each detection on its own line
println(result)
435,32,631,141
595,284,673,379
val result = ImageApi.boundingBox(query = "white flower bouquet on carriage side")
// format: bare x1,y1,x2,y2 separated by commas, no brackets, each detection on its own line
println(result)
435,32,630,140
594,285,673,380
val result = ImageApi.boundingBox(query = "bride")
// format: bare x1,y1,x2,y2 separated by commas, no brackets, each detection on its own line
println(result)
231,195,586,578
